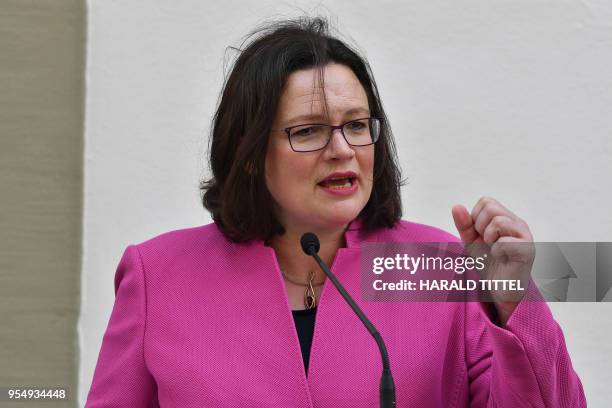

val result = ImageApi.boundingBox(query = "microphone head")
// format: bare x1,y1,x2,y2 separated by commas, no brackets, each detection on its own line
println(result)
300,233,320,255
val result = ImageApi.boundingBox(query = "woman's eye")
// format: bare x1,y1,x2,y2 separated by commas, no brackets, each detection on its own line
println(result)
294,127,313,137
347,121,367,131
293,126,321,137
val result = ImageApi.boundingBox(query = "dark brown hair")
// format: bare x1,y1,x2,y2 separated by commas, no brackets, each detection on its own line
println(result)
200,17,403,243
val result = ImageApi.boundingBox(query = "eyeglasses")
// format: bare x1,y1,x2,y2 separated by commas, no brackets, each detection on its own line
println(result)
282,117,382,153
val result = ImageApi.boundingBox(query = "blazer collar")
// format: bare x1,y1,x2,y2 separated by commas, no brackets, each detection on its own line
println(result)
344,217,372,248
248,217,373,250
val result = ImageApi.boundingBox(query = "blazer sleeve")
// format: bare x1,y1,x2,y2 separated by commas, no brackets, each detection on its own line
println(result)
85,245,159,407
465,278,587,407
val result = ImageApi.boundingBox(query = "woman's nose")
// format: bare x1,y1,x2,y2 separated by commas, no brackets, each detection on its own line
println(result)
324,128,355,159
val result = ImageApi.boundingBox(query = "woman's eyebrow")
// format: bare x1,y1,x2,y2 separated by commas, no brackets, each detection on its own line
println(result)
343,107,370,117
285,107,370,125
285,113,327,124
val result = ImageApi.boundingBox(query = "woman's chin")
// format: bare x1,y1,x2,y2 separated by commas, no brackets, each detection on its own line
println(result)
316,212,360,229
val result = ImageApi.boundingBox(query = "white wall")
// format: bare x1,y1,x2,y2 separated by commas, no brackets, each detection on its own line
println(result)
81,1,612,406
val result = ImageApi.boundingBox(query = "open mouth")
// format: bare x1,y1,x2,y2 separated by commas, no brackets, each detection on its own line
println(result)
318,177,356,190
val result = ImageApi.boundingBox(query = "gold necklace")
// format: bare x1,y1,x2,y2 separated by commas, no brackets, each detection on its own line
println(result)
280,270,325,310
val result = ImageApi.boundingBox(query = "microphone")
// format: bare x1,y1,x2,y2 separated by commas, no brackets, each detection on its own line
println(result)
300,233,396,408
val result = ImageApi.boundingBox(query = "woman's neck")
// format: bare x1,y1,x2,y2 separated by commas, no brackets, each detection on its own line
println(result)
266,223,348,284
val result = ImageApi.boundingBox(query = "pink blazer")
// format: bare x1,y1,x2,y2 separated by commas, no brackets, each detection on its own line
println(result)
86,218,586,407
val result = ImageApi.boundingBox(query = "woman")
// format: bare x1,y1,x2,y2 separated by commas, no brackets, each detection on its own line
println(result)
86,17,586,407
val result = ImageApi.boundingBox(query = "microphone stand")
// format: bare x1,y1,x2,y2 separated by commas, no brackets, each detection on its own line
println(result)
301,233,396,408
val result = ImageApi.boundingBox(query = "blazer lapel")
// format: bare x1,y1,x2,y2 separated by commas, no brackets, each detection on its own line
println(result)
229,218,376,407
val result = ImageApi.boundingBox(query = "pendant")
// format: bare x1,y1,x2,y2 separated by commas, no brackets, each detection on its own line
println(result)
304,270,316,309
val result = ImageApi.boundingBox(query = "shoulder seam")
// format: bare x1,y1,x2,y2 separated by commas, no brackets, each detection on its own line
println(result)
131,244,152,374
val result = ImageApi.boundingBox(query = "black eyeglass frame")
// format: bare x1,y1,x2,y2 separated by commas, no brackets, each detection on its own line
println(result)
282,117,383,153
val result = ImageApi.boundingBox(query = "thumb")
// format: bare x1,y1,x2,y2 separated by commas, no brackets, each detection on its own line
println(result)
452,204,480,244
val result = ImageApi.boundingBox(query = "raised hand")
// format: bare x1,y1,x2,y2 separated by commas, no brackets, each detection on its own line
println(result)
452,197,535,324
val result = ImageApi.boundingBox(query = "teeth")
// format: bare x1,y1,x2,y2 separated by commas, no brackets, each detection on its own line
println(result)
323,178,352,189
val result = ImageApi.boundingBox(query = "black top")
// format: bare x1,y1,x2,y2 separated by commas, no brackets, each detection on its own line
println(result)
291,306,317,376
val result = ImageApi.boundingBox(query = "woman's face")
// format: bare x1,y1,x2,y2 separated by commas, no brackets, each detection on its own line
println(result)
265,63,375,233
